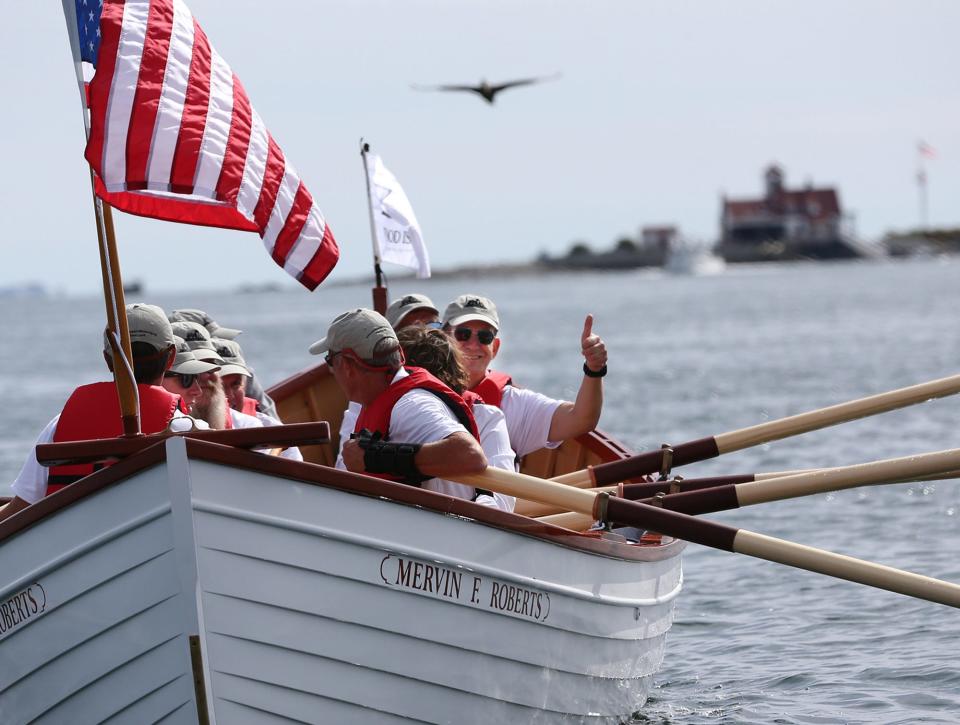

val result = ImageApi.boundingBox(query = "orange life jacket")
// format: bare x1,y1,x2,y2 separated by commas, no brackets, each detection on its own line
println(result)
47,382,181,494
469,370,512,408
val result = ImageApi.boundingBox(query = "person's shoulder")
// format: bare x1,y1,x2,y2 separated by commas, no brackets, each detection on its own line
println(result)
472,401,505,425
256,411,283,427
230,409,265,428
397,387,449,410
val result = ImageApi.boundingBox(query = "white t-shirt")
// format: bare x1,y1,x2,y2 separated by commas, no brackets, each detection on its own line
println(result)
468,402,516,511
335,370,515,511
500,385,564,458
229,408,264,429
10,409,202,505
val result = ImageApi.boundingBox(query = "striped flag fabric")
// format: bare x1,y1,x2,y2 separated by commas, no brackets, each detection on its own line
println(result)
917,141,937,160
63,0,339,290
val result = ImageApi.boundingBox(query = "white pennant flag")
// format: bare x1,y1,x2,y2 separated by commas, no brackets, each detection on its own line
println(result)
366,153,431,278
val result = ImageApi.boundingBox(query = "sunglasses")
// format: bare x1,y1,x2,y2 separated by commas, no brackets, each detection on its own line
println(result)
453,327,496,345
164,372,198,388
324,350,342,366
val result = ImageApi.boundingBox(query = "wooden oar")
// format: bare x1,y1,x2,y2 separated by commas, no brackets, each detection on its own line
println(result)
450,467,960,608
540,466,960,529
551,372,960,488
519,473,759,518
630,447,960,516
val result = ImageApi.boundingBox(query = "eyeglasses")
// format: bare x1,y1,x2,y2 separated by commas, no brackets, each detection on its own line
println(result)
425,321,443,329
324,350,342,366
164,372,198,388
453,327,496,345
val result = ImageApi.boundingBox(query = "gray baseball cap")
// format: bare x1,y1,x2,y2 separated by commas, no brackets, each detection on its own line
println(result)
211,337,252,378
170,320,224,363
442,294,499,330
170,336,221,375
385,293,438,328
104,303,177,354
309,309,398,360
170,308,242,339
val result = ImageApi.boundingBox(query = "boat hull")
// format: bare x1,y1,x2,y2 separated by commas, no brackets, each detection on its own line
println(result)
0,438,683,723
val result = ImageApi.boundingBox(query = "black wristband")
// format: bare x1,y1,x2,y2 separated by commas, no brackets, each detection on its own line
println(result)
583,362,607,378
356,430,425,485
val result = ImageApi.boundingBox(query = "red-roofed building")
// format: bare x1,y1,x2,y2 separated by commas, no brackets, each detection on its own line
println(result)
716,165,867,261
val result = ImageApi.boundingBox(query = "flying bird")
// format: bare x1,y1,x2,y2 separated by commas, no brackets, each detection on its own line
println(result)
411,73,561,105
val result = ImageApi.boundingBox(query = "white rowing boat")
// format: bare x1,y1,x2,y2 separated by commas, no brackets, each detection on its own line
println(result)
0,432,684,722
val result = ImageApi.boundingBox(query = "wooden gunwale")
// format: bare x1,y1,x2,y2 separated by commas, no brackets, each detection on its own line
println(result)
0,438,681,563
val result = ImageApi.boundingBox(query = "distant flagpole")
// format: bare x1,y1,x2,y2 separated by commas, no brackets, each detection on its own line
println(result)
916,141,936,230
361,139,388,314
61,0,140,436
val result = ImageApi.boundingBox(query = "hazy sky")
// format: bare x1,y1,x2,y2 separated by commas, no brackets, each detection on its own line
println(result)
3,1,957,294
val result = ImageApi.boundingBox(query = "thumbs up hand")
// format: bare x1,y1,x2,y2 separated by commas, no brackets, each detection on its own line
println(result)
580,314,607,373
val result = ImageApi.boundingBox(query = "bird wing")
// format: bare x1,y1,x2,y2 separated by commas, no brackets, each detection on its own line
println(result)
489,72,562,94
411,83,483,94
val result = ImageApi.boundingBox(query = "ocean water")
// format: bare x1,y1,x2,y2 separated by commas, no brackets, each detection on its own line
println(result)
2,257,958,723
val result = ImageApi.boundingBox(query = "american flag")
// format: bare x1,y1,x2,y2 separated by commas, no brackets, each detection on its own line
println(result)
64,0,339,290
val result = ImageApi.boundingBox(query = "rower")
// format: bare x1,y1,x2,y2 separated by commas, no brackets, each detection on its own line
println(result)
211,337,303,461
442,294,608,458
1,304,187,521
170,321,261,431
396,325,516,511
384,293,441,330
161,336,221,415
169,307,278,418
336,293,441,467
311,309,487,495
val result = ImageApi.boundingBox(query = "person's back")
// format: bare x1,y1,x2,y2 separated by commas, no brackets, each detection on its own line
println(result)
1,304,182,521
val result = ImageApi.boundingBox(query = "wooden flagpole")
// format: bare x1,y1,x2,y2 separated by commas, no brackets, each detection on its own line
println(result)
89,177,140,437
361,139,388,314
64,1,140,436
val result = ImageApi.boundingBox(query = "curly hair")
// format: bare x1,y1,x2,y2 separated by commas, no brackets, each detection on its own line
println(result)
397,326,469,393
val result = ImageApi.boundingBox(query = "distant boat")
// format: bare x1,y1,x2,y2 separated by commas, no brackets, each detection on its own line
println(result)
122,280,144,295
0,282,47,298
665,239,726,276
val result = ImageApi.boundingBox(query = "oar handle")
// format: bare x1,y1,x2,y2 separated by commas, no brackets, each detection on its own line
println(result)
588,437,720,486
620,474,756,500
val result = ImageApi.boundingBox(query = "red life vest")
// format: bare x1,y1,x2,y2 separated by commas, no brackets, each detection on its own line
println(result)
356,367,480,441
241,397,259,416
353,368,480,487
47,382,181,494
469,370,512,408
